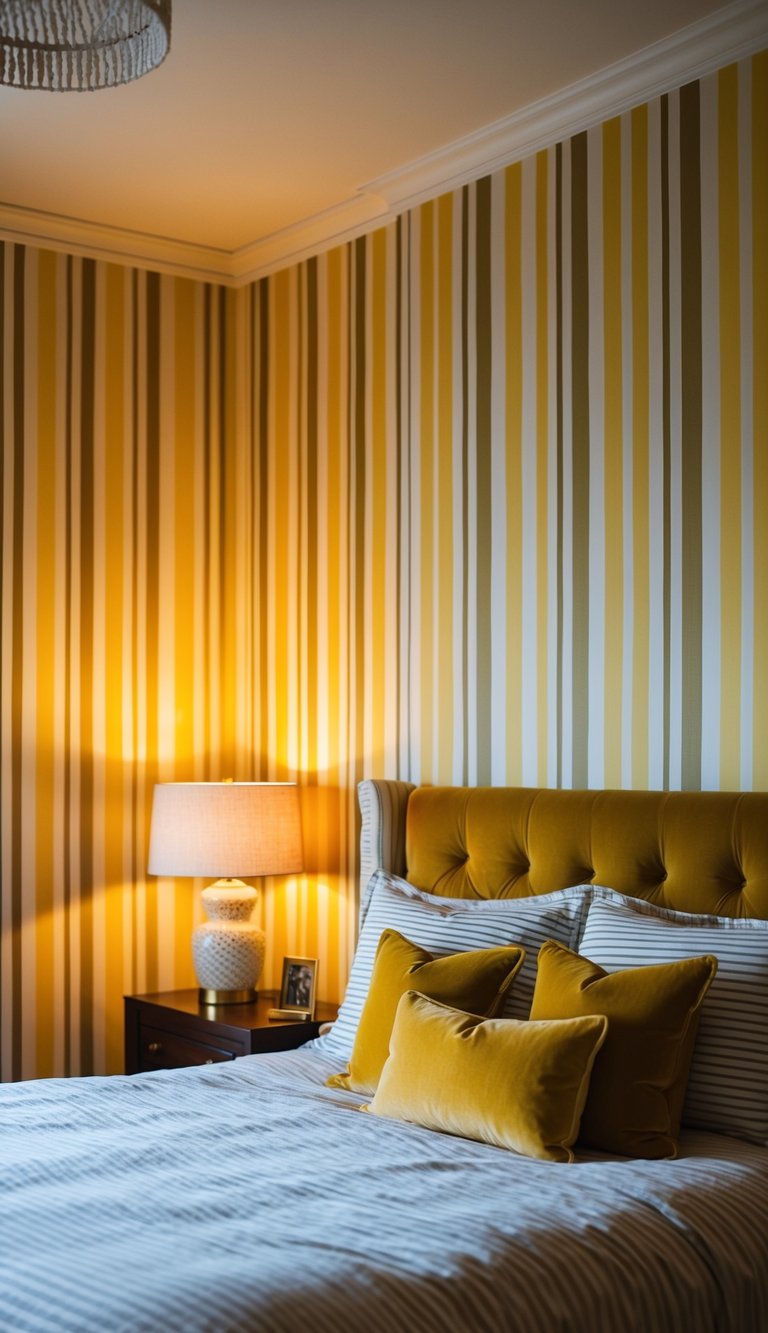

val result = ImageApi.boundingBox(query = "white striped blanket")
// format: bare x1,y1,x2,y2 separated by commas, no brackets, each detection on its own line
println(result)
1,1046,767,1332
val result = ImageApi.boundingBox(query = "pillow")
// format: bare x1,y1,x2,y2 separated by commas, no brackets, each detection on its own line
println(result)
365,991,608,1163
326,930,524,1095
581,897,768,1143
314,869,590,1058
529,940,718,1158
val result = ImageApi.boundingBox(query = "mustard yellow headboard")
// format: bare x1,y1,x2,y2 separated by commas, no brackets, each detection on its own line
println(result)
358,782,768,921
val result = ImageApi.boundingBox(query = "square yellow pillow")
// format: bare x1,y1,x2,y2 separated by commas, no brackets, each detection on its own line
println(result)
529,940,718,1158
326,929,525,1096
365,990,608,1162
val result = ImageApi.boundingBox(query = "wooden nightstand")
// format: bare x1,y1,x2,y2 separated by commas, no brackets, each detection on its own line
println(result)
124,989,338,1074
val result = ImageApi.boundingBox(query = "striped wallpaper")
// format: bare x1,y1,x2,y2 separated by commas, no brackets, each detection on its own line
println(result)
1,51,766,1079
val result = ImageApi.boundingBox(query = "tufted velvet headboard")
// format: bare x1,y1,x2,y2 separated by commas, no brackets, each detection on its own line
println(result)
358,782,768,922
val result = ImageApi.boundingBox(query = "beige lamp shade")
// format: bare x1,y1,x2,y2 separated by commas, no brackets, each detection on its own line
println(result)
148,782,303,1004
148,782,304,879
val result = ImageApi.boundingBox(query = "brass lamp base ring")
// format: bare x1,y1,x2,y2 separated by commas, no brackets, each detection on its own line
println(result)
199,987,257,1006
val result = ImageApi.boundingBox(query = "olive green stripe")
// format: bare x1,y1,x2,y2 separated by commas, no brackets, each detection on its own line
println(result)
570,131,591,788
679,82,703,790
475,176,493,783
79,258,96,1072
555,145,564,787
661,96,672,790
144,269,161,989
306,258,318,785
11,245,25,1079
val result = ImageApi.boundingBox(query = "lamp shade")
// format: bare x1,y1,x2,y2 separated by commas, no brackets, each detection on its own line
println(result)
148,782,304,880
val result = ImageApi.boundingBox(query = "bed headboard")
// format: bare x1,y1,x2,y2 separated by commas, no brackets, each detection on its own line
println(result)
358,782,768,921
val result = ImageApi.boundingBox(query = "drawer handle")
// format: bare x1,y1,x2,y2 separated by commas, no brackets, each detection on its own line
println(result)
147,1041,162,1054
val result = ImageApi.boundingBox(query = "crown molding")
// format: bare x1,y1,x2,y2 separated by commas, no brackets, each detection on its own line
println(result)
229,194,389,284
1,0,766,287
362,0,768,213
0,201,233,284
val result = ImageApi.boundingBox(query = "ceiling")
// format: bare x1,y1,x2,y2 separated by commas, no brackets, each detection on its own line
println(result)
0,0,765,281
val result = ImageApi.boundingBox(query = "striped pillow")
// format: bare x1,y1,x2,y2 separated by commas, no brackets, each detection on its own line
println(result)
580,897,768,1144
314,871,589,1059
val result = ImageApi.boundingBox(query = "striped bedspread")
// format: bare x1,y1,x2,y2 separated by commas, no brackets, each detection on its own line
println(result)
2,1046,767,1333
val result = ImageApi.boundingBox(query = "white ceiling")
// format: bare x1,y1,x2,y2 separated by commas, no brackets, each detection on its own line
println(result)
0,0,765,281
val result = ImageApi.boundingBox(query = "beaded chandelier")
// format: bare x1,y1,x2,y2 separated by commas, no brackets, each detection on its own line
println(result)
0,0,171,91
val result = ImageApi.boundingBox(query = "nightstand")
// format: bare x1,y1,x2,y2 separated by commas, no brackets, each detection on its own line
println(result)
124,989,338,1074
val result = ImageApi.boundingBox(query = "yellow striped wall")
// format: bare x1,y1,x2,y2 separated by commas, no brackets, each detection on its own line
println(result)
2,53,766,1078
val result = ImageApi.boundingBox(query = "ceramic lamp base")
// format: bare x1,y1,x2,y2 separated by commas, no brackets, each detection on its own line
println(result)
192,879,266,1005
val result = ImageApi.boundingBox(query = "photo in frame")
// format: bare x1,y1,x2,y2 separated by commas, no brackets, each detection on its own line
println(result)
278,956,318,1017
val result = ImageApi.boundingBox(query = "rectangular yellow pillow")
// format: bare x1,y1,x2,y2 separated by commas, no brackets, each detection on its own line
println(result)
529,940,718,1158
326,929,525,1096
365,990,608,1163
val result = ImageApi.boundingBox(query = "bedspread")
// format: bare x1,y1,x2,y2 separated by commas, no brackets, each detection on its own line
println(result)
1,1047,767,1333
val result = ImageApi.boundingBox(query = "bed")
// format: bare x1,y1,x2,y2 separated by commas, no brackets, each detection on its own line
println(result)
2,781,768,1332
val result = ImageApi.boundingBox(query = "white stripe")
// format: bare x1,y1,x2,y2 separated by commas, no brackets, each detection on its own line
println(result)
464,185,478,785
667,91,684,790
408,209,422,785
384,224,400,777
450,193,465,786
560,143,574,788
699,72,722,790
620,111,635,789
647,96,666,789
520,155,538,785
738,57,754,789
490,170,508,784
546,148,559,787
587,125,605,788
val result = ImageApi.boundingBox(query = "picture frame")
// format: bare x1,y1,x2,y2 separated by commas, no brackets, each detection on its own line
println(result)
278,956,318,1017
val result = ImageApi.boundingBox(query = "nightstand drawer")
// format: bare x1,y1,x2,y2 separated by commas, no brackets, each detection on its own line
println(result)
139,1024,236,1071
124,991,338,1074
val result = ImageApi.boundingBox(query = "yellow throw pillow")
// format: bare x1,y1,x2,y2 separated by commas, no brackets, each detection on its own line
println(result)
529,940,718,1158
365,991,608,1163
326,929,525,1096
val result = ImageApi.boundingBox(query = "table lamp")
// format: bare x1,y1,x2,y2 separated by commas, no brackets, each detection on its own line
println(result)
148,781,304,1004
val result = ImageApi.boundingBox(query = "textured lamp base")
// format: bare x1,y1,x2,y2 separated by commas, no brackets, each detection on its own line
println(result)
192,880,266,1006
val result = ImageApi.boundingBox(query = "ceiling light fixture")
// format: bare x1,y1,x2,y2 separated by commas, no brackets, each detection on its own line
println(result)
0,0,171,92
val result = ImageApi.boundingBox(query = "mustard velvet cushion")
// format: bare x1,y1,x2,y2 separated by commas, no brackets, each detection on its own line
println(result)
529,940,718,1158
365,991,608,1163
326,929,524,1096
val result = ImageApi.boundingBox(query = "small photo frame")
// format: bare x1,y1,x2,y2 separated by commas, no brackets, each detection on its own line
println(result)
279,956,318,1017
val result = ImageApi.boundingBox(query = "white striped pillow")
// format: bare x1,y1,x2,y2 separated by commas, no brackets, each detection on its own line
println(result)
313,870,589,1059
580,897,768,1144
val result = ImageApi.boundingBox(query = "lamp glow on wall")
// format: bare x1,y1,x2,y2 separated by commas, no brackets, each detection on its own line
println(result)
148,782,304,1005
